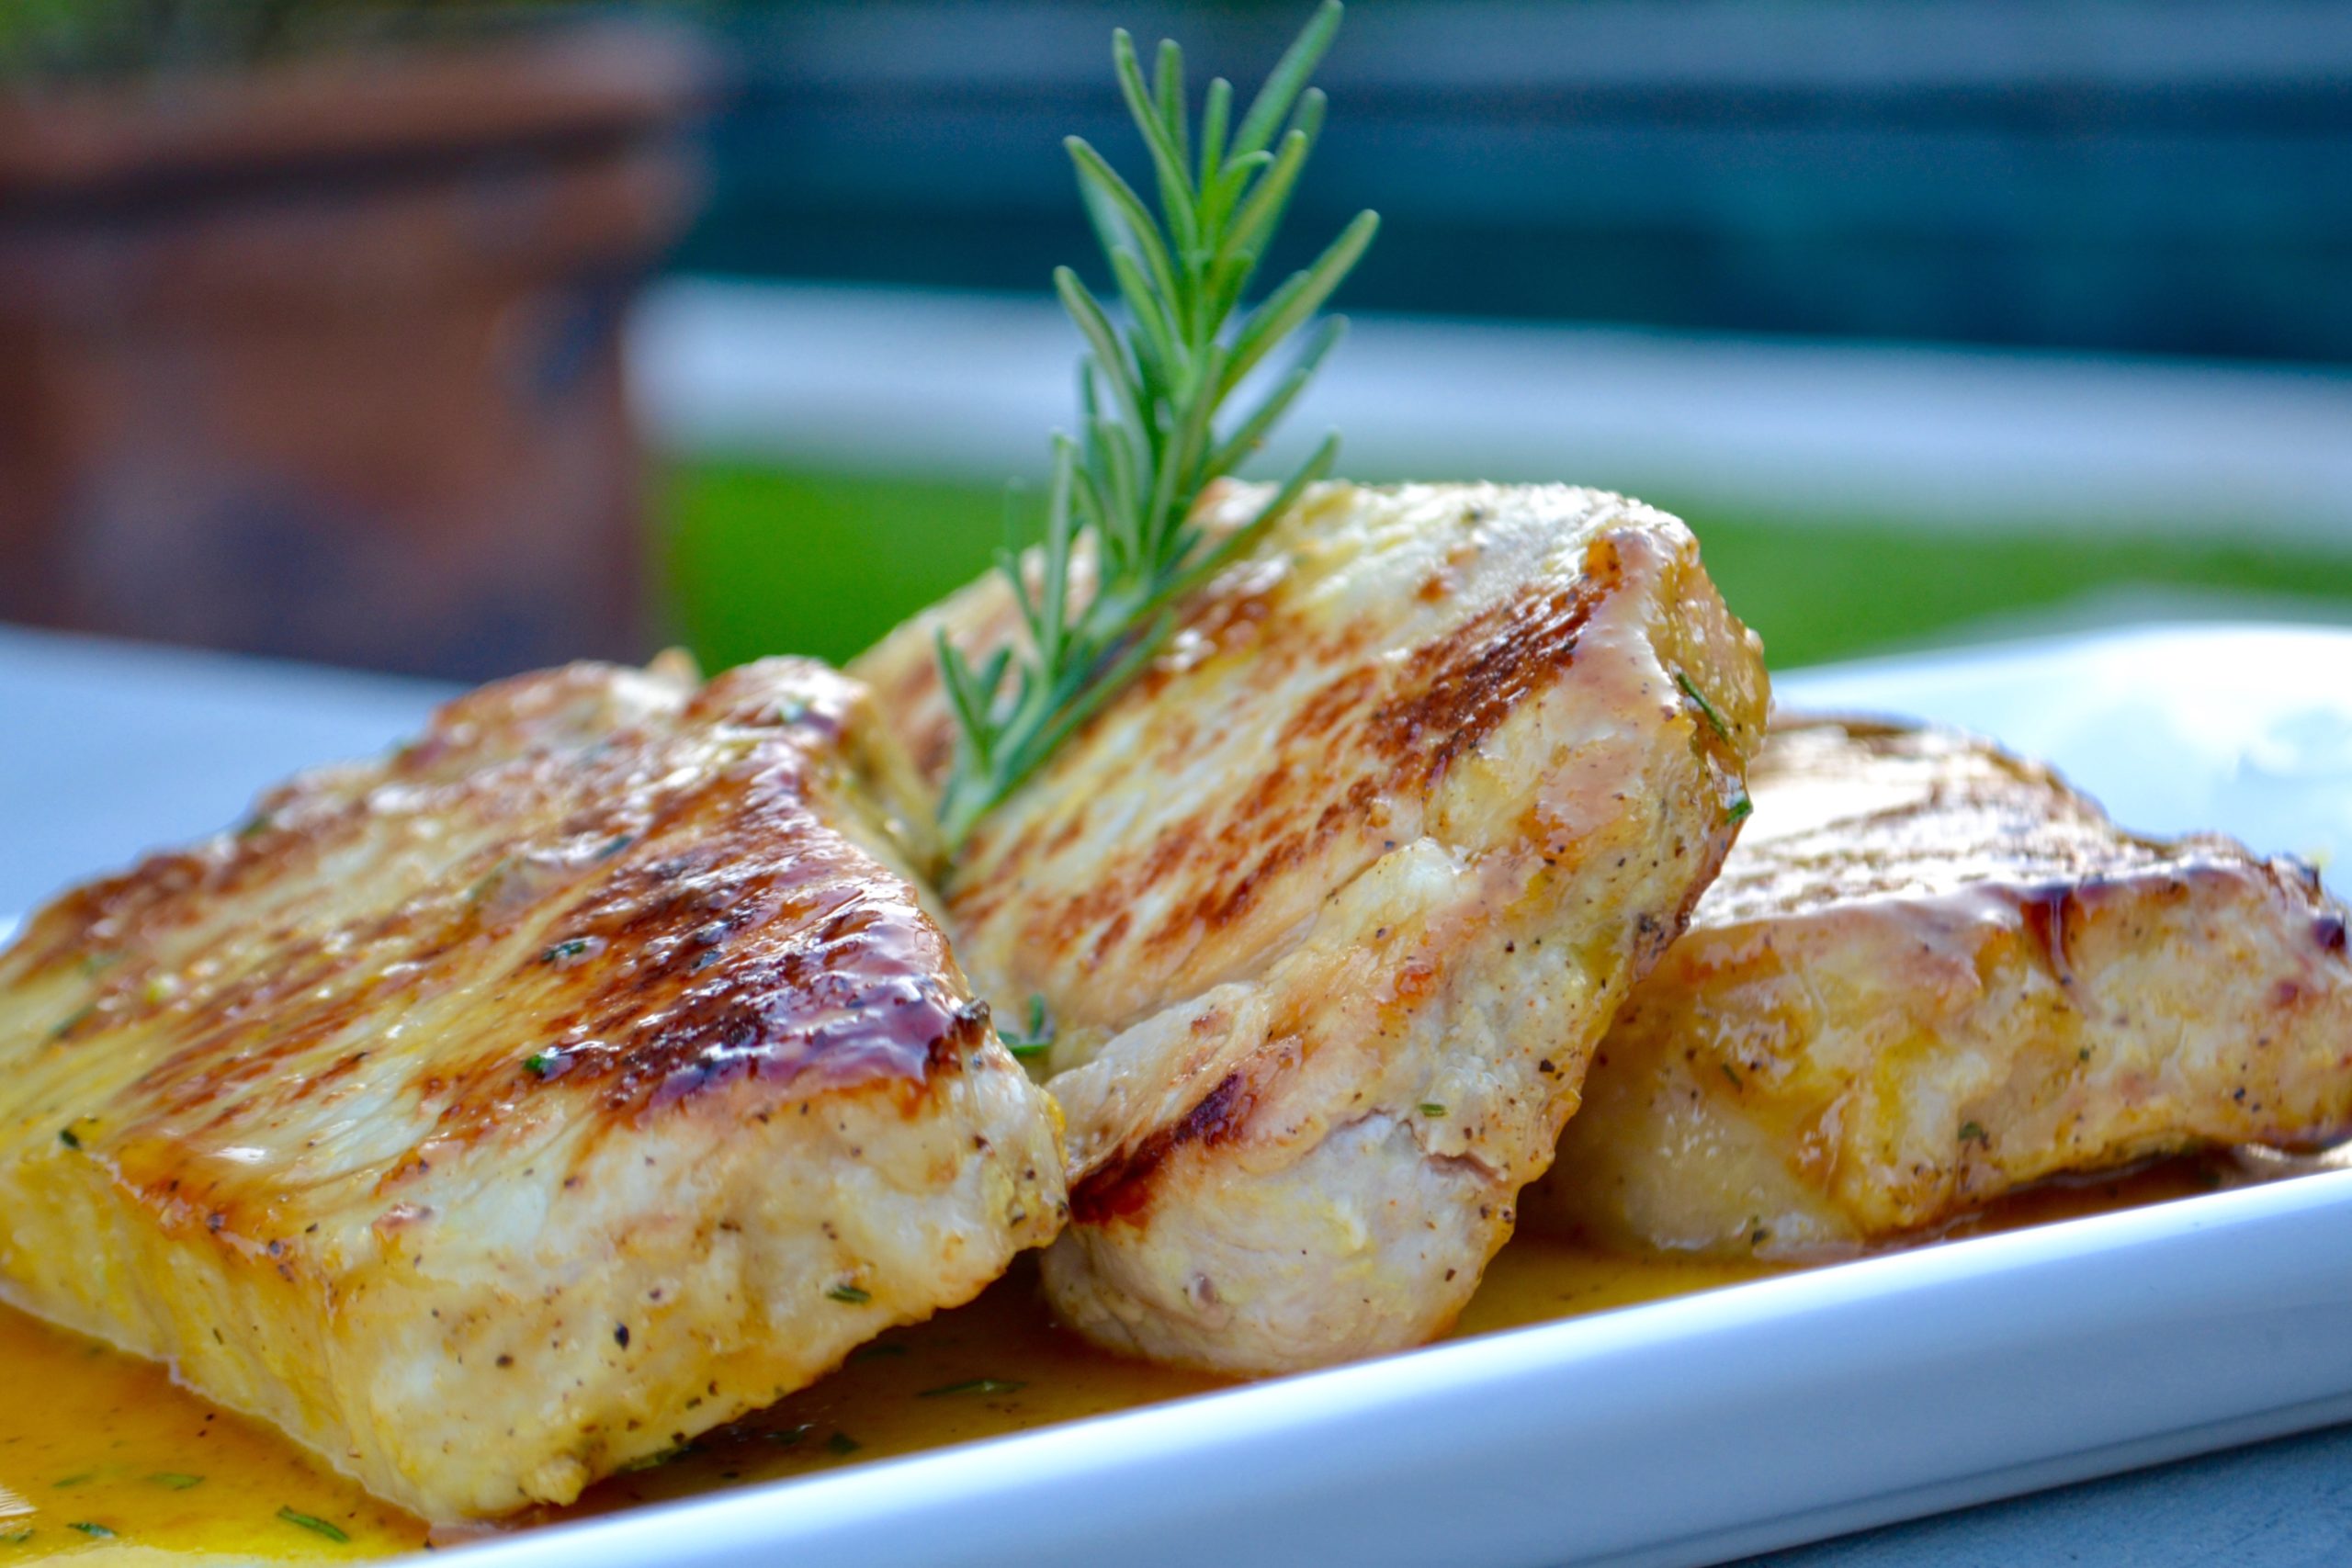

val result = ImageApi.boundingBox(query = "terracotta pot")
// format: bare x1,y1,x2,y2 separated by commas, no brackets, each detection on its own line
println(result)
0,23,711,680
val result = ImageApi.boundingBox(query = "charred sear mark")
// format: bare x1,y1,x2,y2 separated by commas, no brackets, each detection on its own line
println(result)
1131,558,1287,699
2317,915,2347,955
18,665,695,976
1366,536,1620,783
1071,1068,1258,1224
2016,884,2085,983
8,660,978,1248
1277,666,1377,750
449,772,974,1128
989,536,1623,970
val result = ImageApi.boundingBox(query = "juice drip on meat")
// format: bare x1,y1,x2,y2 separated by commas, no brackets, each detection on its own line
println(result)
0,1154,2256,1560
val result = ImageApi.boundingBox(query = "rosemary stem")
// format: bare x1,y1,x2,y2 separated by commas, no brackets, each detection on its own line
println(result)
933,0,1374,853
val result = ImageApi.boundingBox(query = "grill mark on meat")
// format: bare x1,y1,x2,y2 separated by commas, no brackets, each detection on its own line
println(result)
15,659,977,1251
1070,1066,1258,1225
1277,666,1376,749
1130,558,1288,699
1364,536,1620,784
976,536,1624,976
2017,885,2082,983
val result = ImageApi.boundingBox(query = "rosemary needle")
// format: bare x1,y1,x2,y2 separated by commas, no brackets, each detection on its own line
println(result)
998,994,1055,1059
275,1507,347,1543
933,1,1377,851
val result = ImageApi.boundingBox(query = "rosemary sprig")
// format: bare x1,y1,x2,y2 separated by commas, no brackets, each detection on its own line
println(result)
997,994,1056,1060
933,0,1378,851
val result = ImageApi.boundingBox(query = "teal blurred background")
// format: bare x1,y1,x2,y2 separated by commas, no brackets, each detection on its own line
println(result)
4,0,2348,678
649,0,2352,671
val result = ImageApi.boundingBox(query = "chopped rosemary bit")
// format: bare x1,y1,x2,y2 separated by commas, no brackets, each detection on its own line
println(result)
1720,1062,1744,1090
522,1054,553,1078
57,1127,80,1149
826,1284,872,1304
1000,994,1056,1059
919,1377,1027,1398
147,1472,204,1490
1724,793,1754,826
1675,671,1732,742
51,1006,93,1040
276,1507,348,1542
619,1443,696,1472
1419,1102,1446,1117
462,859,514,906
824,1431,861,1457
68,1523,113,1539
540,938,592,964
933,0,1377,850
1959,1121,1988,1144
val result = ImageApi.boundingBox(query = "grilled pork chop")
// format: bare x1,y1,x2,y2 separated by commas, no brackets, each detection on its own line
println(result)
0,656,1065,1521
854,480,1767,1372
1530,716,2352,1259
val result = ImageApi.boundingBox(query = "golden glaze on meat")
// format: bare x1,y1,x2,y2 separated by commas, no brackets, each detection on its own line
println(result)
0,656,1065,1521
1530,716,2352,1259
854,480,1767,1371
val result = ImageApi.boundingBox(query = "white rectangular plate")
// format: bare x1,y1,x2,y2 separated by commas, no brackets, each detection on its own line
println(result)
17,623,2352,1567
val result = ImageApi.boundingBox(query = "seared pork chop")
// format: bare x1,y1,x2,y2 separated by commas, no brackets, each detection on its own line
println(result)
854,480,1766,1372
0,656,1065,1521
1530,716,2352,1259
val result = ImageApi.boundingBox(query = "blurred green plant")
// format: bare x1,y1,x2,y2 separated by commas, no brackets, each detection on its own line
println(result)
664,458,2352,676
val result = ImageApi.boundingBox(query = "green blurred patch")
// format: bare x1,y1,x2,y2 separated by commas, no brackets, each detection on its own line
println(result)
663,459,2352,673
663,462,1007,671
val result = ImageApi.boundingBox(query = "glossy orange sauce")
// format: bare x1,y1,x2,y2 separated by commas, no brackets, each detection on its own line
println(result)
0,1159,2225,1562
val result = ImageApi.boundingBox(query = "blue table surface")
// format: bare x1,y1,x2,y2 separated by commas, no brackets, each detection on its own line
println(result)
4,620,2350,1568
